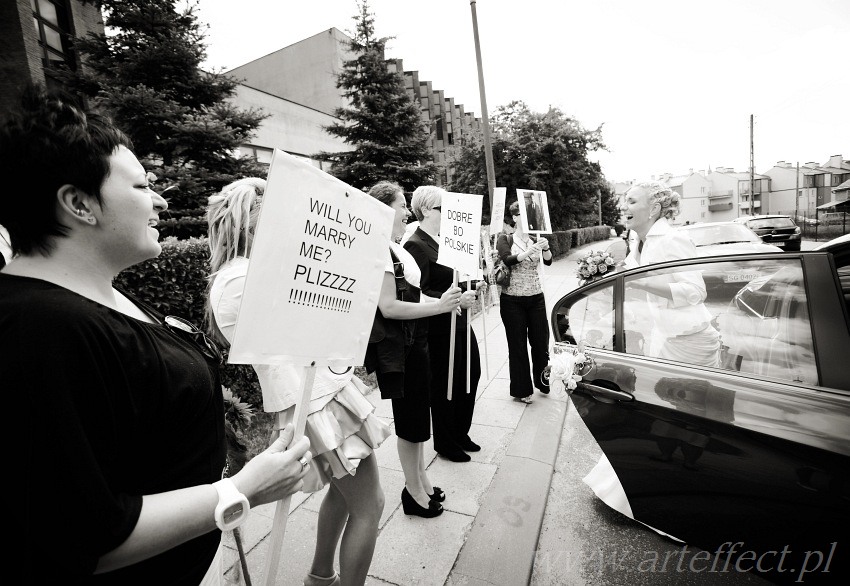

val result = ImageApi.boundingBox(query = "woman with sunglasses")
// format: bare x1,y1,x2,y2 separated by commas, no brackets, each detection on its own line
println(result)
366,181,464,519
495,200,553,404
206,178,393,586
0,86,311,584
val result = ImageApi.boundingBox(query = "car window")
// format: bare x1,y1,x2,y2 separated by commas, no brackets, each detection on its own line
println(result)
554,283,614,350
622,259,817,385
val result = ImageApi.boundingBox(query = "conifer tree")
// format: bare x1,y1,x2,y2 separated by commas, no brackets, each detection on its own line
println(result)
67,0,266,235
322,0,435,191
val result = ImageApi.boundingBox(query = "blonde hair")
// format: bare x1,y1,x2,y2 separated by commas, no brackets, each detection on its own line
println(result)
205,177,265,343
410,185,445,222
632,181,680,220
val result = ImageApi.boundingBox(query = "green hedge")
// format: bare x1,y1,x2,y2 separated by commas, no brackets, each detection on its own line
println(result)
540,226,611,260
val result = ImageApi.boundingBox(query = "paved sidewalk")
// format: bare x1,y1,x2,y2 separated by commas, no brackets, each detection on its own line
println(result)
224,237,620,586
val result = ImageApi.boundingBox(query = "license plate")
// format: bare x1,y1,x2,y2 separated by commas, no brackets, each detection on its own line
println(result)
724,271,764,283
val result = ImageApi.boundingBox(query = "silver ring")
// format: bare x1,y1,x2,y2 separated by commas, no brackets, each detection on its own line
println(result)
299,456,309,469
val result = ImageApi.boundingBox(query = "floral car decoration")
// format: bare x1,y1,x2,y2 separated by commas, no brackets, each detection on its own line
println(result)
542,342,592,394
576,250,615,284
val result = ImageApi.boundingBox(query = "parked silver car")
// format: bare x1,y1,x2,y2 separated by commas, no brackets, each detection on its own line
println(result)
677,221,782,256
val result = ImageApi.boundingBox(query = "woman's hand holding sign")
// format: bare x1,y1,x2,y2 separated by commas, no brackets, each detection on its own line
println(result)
439,286,463,314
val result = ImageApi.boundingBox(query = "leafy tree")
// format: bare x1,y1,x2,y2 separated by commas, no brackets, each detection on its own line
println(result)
449,101,616,230
66,0,267,234
321,0,435,192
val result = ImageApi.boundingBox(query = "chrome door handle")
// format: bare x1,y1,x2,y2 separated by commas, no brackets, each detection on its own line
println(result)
576,381,634,402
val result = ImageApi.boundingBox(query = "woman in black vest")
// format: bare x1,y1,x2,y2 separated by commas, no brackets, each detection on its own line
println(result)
366,182,462,518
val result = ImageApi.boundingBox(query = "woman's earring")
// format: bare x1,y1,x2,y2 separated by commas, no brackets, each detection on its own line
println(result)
86,216,96,225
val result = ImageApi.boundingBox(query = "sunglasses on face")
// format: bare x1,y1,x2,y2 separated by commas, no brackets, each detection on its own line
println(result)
164,315,223,364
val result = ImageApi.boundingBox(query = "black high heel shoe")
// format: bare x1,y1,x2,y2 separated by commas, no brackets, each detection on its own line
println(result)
402,488,443,518
429,486,446,503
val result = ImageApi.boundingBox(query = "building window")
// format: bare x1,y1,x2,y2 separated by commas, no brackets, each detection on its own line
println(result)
32,0,76,76
701,199,706,206
435,118,444,141
701,187,706,194
239,145,273,165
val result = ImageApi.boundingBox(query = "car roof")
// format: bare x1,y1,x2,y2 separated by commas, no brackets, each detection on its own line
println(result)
813,233,850,250
677,221,744,229
740,215,791,220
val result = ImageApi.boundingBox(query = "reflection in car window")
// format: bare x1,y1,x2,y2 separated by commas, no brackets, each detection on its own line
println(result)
556,284,614,350
623,259,816,384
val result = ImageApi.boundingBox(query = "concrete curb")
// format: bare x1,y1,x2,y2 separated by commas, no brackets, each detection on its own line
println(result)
453,395,570,585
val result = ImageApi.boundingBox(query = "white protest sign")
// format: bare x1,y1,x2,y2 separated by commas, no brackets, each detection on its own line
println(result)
437,191,483,276
229,149,393,368
488,187,507,235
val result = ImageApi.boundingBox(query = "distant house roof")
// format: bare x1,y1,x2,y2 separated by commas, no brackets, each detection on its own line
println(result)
726,172,769,180
833,179,850,194
662,175,687,187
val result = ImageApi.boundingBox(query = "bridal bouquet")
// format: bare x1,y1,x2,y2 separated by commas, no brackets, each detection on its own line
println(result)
576,250,615,284
542,342,592,394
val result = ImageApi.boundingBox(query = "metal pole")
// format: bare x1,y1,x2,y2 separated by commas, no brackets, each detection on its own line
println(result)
794,161,800,225
470,1,496,211
598,189,602,226
750,114,755,214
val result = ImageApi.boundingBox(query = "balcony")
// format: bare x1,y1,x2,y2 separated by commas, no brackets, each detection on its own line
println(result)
709,202,733,212
708,190,733,199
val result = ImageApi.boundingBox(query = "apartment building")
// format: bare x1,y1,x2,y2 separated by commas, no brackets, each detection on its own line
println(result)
657,171,717,224
228,28,482,184
762,155,850,216
706,167,770,218
0,0,104,112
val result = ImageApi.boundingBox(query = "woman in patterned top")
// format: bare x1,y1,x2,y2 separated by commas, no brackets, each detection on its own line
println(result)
495,200,553,403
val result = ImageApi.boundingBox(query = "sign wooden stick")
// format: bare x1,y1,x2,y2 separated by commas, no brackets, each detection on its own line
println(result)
479,284,489,380
447,270,458,400
466,276,472,393
262,365,317,586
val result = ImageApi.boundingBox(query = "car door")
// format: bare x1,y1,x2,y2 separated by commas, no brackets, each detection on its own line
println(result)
552,253,850,583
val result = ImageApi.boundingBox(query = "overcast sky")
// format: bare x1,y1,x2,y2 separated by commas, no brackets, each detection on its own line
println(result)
196,0,849,183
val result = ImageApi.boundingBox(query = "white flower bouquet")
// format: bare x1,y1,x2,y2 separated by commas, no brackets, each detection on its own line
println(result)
542,342,592,395
576,250,616,284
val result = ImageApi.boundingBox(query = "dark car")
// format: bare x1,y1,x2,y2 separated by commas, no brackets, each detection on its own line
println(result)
733,215,802,251
550,237,850,584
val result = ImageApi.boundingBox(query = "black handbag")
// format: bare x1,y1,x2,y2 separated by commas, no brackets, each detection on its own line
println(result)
493,235,513,287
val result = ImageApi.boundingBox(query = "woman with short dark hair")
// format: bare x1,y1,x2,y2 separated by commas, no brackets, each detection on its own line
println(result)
0,86,310,584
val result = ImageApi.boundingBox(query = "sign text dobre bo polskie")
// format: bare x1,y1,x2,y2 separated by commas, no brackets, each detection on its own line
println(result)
444,209,476,255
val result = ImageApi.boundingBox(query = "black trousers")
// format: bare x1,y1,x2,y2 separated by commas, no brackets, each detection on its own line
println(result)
499,292,549,398
427,317,480,453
